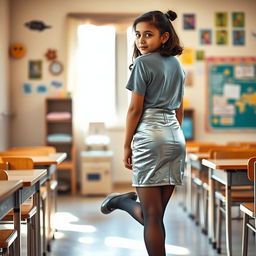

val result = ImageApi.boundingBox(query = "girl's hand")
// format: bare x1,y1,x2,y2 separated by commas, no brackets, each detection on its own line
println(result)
123,146,132,170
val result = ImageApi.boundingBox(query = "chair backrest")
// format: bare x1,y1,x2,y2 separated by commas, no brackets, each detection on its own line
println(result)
210,149,256,159
0,169,8,180
0,150,49,156
247,157,256,182
1,157,34,170
8,146,56,154
197,145,241,153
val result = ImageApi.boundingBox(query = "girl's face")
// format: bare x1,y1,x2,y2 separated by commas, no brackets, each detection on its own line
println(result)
135,21,169,55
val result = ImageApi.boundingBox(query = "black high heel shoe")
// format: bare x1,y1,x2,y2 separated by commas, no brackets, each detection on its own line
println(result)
101,192,137,214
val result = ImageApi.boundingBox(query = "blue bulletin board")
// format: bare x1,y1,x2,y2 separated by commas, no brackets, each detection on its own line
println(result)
206,57,256,131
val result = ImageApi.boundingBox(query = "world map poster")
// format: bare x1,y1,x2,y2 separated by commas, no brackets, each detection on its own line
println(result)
206,57,256,131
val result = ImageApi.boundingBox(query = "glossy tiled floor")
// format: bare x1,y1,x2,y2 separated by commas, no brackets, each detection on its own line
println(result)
48,189,255,256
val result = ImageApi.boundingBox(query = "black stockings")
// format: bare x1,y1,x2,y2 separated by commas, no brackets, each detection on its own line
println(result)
112,185,175,256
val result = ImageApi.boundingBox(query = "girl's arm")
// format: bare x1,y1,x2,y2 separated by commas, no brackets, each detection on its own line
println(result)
123,91,144,170
175,99,184,126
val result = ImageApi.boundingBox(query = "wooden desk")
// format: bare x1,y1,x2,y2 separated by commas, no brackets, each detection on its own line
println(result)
0,180,23,256
30,153,67,166
31,153,66,252
2,152,67,252
202,158,251,256
7,169,47,256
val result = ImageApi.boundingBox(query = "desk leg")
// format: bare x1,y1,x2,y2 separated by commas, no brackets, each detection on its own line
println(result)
225,180,232,256
208,167,216,247
14,191,21,256
34,184,41,256
187,158,193,218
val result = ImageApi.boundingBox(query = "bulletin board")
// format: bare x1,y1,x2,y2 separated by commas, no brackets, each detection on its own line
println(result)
206,57,256,131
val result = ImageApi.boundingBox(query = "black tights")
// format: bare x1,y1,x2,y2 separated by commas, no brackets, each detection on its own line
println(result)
110,185,175,256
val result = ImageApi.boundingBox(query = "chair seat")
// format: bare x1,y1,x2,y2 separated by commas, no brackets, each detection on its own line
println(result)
0,229,17,248
215,190,254,202
3,205,37,220
240,203,255,218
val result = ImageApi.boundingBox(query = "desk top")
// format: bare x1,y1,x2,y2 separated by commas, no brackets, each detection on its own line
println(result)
202,159,248,170
188,152,210,161
6,169,47,186
0,180,23,201
30,152,67,165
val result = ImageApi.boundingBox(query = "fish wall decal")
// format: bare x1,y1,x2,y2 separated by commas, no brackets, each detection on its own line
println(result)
25,20,52,31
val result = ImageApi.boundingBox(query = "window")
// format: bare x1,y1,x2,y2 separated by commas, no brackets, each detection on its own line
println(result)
76,24,116,126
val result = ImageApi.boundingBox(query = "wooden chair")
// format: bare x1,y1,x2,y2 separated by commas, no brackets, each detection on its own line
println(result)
240,156,256,256
0,170,18,256
191,145,239,232
0,150,49,156
7,146,56,154
1,148,57,255
0,158,40,256
0,229,17,256
192,146,253,235
210,150,256,254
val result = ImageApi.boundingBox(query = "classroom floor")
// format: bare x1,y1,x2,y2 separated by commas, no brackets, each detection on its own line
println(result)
46,187,256,256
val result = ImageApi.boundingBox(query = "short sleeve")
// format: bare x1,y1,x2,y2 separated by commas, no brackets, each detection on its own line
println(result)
126,58,149,96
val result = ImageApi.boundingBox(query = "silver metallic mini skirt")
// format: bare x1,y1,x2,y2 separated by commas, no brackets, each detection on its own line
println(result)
132,108,186,187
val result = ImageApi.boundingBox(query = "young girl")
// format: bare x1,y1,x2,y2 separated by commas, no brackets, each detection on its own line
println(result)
101,10,186,256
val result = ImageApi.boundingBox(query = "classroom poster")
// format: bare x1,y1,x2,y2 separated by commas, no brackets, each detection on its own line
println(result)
215,12,228,27
206,57,256,131
29,60,42,79
200,29,212,45
232,12,245,27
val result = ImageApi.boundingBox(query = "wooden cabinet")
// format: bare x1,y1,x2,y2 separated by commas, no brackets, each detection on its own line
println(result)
45,98,77,194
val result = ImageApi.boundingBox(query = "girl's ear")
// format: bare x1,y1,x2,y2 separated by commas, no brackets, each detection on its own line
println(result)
162,32,170,44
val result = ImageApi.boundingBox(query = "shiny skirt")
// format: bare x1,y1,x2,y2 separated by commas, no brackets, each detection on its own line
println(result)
132,108,186,187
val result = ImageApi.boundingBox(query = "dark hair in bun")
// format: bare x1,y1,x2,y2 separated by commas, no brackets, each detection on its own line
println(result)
131,10,183,61
165,10,177,21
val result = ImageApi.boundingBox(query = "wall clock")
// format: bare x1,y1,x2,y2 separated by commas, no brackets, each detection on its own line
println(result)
49,60,63,75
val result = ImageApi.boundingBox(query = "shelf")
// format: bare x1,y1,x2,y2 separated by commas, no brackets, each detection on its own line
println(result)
46,141,73,145
45,97,76,195
46,120,72,123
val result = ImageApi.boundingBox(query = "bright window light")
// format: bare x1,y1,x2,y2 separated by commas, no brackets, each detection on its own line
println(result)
126,26,134,103
77,24,116,126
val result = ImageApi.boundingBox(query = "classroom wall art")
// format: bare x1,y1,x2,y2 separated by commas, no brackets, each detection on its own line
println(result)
206,57,256,131
50,80,63,88
23,83,32,94
25,20,52,31
233,30,245,45
183,14,196,30
28,60,42,79
37,84,47,93
45,49,57,61
180,48,194,65
215,12,228,27
232,12,245,27
216,30,228,45
10,43,26,59
199,29,212,45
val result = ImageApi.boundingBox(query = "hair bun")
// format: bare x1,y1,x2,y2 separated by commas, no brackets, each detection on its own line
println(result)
165,10,177,21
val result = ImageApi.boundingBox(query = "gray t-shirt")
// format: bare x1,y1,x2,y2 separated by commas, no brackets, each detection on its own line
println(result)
126,52,185,110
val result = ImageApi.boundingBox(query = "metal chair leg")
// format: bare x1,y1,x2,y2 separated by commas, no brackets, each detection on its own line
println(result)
216,199,222,254
242,212,249,256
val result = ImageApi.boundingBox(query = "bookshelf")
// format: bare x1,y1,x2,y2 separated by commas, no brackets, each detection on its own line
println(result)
45,98,77,194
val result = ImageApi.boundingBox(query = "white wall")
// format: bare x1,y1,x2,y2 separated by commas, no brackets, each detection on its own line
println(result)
0,0,10,150
9,0,256,182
